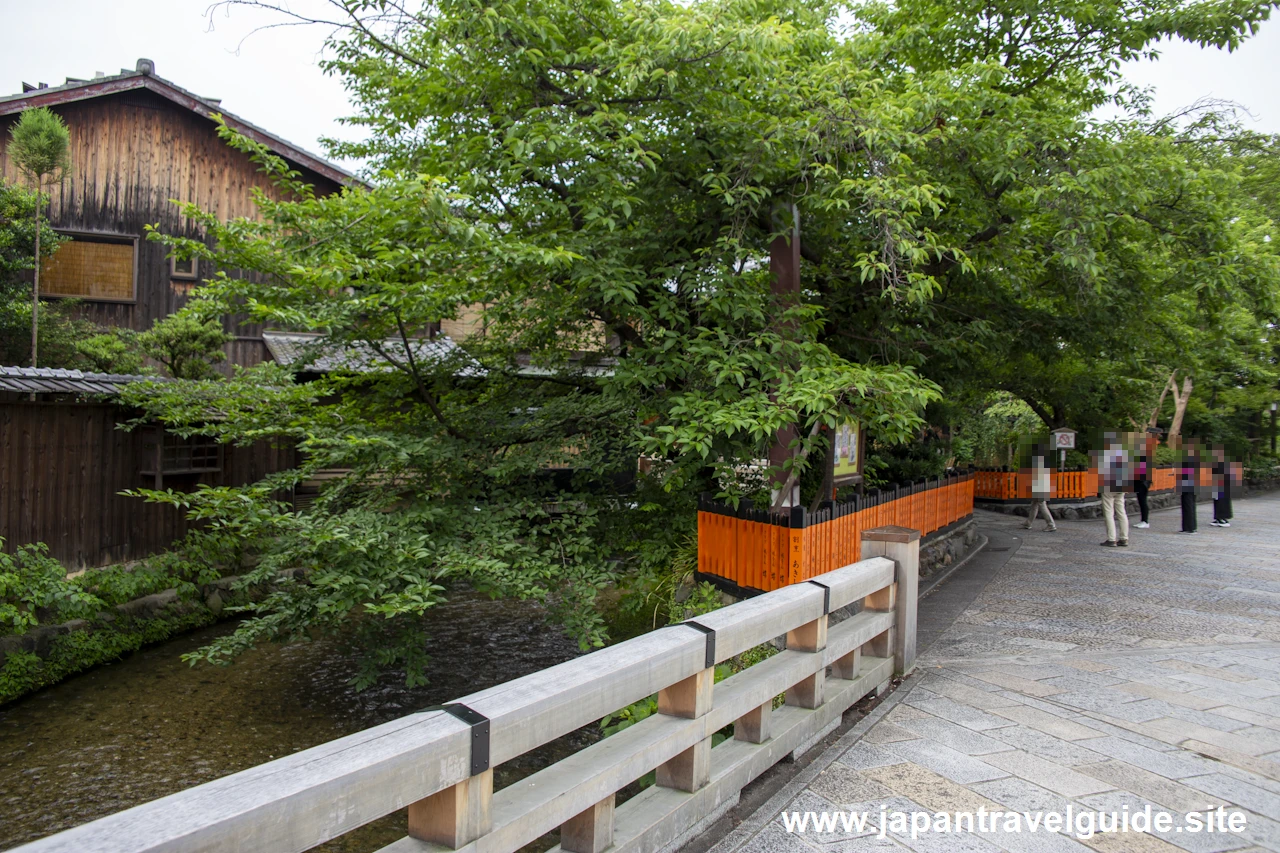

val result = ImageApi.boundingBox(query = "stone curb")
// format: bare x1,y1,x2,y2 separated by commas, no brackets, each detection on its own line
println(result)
919,534,988,601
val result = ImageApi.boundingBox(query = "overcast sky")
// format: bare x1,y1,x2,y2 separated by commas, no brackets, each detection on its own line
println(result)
3,0,1278,177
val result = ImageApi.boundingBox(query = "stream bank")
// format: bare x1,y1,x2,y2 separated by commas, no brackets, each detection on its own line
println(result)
0,590,588,852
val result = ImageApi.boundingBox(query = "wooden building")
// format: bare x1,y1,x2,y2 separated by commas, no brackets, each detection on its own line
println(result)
0,367,295,568
0,61,351,566
0,58,356,368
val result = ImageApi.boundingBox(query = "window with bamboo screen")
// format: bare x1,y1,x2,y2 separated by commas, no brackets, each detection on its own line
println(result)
40,233,137,301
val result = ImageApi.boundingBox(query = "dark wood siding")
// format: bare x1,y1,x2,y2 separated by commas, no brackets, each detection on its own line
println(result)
0,89,342,367
0,399,295,568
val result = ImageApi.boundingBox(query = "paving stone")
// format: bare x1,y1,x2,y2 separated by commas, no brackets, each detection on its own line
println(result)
861,762,995,813
917,676,1021,710
1142,719,1278,757
1210,706,1280,731
1087,699,1175,724
811,835,907,851
1039,675,1129,692
907,697,1020,732
893,714,1018,756
1180,773,1280,818
752,819,827,851
1108,682,1225,711
1046,691,1148,715
980,751,1116,797
811,763,896,806
838,743,906,771
968,776,1074,815
1082,824,1242,853
1063,716,1188,752
1063,660,1120,674
1075,760,1229,812
989,727,1109,767
1072,737,1220,780
1167,673,1280,700
1182,740,1280,781
967,671,1070,696
988,705,1107,742
1162,706,1255,734
863,722,925,745
1219,808,1280,852
883,740,1010,784
1075,789,1251,853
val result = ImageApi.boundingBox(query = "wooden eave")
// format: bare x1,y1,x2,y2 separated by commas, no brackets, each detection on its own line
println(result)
0,73,362,189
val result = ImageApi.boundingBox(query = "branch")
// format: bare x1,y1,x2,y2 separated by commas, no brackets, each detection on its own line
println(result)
770,418,824,512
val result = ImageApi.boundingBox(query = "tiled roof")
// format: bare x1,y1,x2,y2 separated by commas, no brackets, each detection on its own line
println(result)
0,366,161,395
262,331,486,377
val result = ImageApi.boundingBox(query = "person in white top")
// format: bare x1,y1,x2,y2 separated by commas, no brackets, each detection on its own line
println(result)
1023,443,1057,532
1098,434,1131,547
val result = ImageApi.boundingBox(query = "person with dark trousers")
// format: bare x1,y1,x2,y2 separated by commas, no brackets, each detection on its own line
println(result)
1211,446,1234,527
1133,428,1161,529
1178,439,1199,534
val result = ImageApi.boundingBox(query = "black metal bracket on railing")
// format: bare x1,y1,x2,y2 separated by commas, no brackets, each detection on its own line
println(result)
682,620,717,669
423,703,491,776
807,580,831,615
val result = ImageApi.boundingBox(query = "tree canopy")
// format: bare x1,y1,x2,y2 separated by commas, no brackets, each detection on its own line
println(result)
128,0,1280,684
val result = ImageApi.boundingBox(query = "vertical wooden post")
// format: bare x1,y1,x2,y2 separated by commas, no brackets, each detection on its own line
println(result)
407,768,493,848
735,701,772,744
656,668,714,792
860,525,921,676
784,614,828,709
831,647,860,680
562,796,615,853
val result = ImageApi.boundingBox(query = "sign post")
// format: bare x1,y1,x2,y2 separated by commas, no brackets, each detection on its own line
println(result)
1050,428,1076,472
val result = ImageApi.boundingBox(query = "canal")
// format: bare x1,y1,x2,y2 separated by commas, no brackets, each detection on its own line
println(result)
0,591,591,851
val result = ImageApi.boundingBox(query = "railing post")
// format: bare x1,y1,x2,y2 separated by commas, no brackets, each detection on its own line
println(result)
735,701,772,744
784,613,828,709
407,769,493,849
860,525,920,676
655,629,715,792
562,796,615,853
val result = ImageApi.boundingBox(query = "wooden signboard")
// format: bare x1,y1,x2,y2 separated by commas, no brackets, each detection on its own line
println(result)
832,419,864,485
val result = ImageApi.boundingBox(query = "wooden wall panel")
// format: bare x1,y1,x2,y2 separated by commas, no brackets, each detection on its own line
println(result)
0,400,295,568
0,90,341,363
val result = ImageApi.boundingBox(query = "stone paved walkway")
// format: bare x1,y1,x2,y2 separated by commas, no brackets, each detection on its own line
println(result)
711,493,1280,853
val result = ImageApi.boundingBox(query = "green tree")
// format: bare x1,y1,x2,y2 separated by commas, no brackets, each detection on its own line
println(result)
128,0,1277,685
135,311,230,380
7,107,71,370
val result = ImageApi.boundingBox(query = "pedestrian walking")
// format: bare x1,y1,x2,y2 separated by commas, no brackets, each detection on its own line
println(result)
1023,443,1057,532
1211,446,1234,527
1178,440,1199,534
1098,434,1130,547
1133,427,1160,529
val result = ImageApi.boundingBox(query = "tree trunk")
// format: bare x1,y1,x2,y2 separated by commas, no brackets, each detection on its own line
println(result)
30,178,41,402
31,177,40,370
1168,374,1193,439
807,429,836,513
1147,370,1175,430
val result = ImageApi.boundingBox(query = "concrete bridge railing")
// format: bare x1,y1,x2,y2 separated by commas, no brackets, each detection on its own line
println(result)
13,527,920,853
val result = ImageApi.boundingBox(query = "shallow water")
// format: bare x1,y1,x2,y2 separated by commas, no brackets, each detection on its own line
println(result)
0,591,590,851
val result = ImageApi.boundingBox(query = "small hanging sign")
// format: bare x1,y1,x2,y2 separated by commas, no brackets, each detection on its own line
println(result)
832,419,864,485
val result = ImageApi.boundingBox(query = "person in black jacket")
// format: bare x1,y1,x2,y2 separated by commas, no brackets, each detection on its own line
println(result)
1177,438,1201,534
1133,427,1161,529
1211,446,1234,528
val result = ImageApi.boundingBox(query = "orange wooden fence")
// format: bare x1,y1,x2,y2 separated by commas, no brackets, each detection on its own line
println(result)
698,472,974,593
973,466,1183,501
